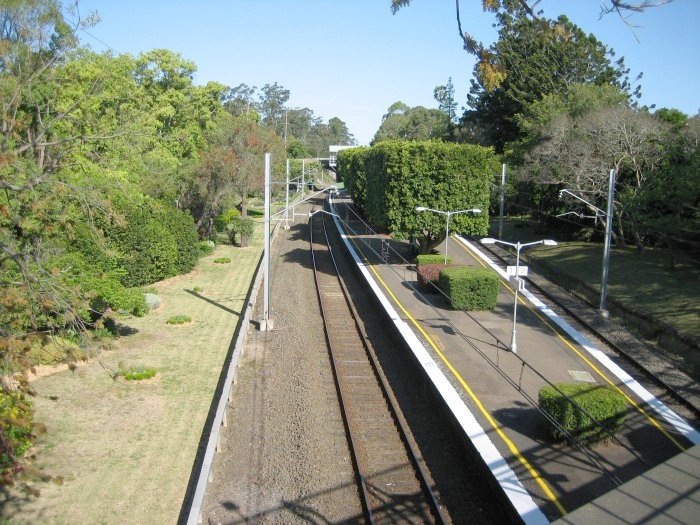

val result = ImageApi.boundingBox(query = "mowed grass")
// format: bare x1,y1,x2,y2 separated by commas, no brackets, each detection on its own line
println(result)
1,231,263,524
488,216,700,341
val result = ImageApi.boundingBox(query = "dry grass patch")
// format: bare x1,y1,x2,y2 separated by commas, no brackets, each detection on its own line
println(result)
0,234,263,524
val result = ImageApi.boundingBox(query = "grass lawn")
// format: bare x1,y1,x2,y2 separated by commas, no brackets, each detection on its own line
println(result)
489,216,700,341
1,229,263,524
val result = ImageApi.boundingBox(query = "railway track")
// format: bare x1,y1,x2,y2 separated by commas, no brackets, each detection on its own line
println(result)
308,204,448,525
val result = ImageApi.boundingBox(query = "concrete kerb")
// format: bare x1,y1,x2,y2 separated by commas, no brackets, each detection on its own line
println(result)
185,220,282,525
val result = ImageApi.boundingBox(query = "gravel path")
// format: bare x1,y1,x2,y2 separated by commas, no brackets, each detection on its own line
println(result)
203,214,362,524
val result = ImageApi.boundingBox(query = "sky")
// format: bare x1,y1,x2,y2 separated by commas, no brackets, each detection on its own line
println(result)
76,0,700,146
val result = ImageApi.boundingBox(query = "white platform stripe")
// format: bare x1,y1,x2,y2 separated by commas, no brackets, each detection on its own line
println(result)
329,198,550,525
456,235,700,445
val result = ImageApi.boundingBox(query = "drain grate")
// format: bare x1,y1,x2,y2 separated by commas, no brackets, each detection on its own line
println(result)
568,370,595,383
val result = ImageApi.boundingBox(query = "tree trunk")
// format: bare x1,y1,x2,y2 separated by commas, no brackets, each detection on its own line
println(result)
418,233,445,254
240,195,249,248
614,210,626,248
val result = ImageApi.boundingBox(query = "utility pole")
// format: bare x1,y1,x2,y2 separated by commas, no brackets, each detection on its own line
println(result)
599,169,616,316
284,158,290,230
260,153,273,331
499,163,506,240
558,168,617,316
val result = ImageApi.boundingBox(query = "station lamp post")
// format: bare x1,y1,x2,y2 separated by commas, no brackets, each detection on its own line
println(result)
480,237,557,353
415,206,481,264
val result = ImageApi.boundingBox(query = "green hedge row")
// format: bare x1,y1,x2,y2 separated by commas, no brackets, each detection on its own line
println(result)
538,383,628,443
438,266,500,310
417,254,452,266
336,146,370,214
337,141,498,249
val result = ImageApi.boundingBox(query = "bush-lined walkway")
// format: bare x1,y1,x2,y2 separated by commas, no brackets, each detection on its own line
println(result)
1,236,262,524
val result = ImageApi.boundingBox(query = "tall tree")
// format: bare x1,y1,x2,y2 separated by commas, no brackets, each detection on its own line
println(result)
463,8,637,151
258,82,290,137
372,102,450,144
434,77,458,123
391,1,670,90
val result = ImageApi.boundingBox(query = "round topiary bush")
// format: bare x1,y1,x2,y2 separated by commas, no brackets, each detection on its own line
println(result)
213,257,231,264
144,293,162,312
538,383,628,444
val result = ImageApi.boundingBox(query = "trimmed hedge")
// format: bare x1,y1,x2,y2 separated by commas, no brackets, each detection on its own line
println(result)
539,383,628,443
417,254,452,266
364,141,497,238
438,266,500,310
336,146,370,214
417,263,446,289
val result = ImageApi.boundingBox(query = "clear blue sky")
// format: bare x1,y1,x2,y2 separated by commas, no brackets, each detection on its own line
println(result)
77,0,700,145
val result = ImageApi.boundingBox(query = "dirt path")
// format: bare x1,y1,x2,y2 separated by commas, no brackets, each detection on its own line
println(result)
1,242,261,525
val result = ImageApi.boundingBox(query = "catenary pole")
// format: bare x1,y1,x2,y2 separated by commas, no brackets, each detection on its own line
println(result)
599,168,616,315
261,152,273,331
284,158,290,230
499,163,506,239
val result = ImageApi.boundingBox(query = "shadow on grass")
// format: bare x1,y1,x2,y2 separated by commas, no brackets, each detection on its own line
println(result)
185,290,241,317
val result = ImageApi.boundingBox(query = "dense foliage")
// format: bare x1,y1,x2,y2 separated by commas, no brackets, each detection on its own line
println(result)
0,1,355,487
372,102,451,144
336,146,370,214
538,383,628,443
438,266,500,310
363,141,497,252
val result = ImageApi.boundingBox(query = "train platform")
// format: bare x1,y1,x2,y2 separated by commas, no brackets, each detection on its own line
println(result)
327,193,700,523
554,444,700,524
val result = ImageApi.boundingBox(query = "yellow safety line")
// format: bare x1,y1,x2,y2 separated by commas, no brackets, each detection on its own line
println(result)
455,238,686,451
345,234,567,516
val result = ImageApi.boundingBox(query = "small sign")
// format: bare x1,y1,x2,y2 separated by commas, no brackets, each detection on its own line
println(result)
514,277,526,292
506,265,528,277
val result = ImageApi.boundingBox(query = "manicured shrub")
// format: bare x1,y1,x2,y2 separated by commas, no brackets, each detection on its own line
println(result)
362,141,497,240
199,240,215,256
160,205,200,273
110,199,199,287
213,257,231,264
228,217,255,246
417,263,446,289
438,266,500,310
539,383,628,443
85,274,148,317
337,146,370,214
166,315,191,325
144,293,162,312
0,391,34,473
416,254,452,266
122,367,157,381
193,286,203,292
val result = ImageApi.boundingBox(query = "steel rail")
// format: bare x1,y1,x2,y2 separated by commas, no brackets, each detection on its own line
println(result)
309,202,446,524
319,205,449,525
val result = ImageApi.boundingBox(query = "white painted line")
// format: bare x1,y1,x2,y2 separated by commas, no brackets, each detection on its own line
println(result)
329,197,549,525
456,235,700,446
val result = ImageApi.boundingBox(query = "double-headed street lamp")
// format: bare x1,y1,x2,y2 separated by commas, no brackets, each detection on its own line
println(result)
480,237,557,353
415,206,482,264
